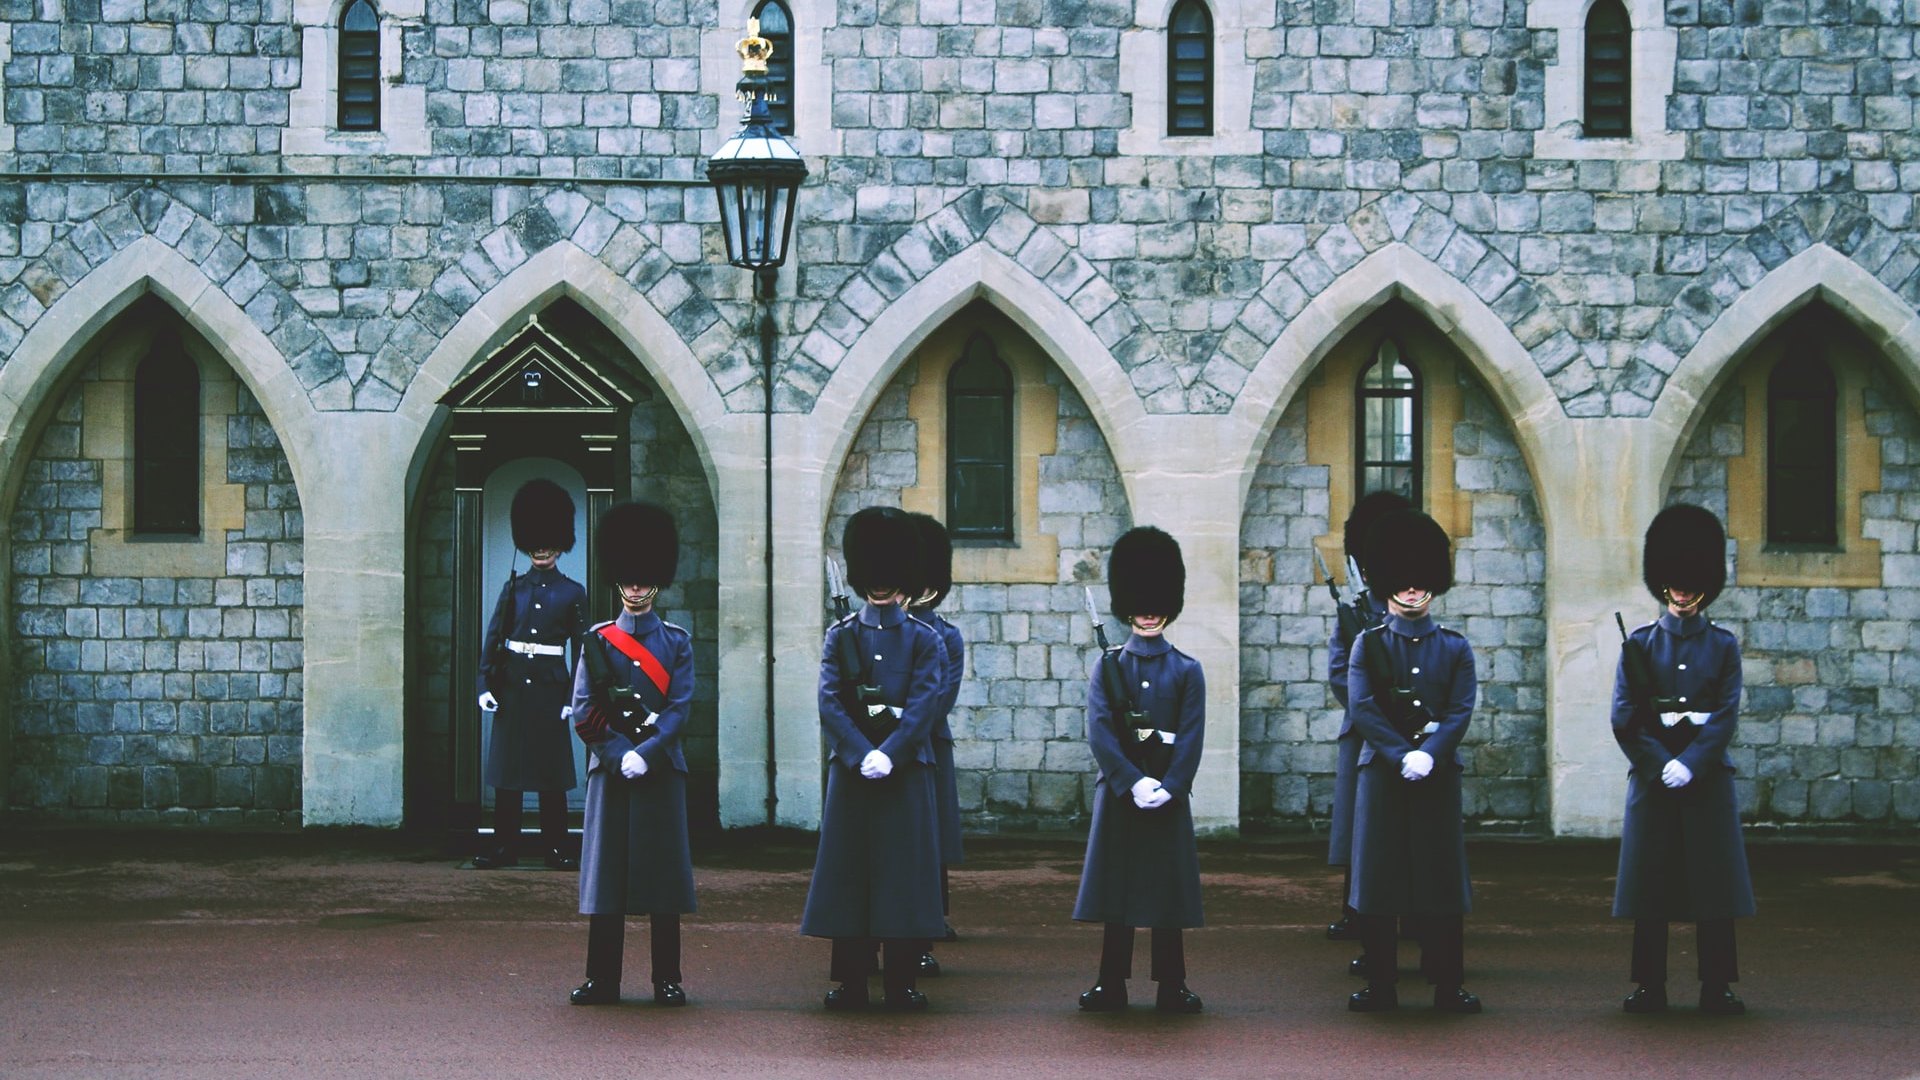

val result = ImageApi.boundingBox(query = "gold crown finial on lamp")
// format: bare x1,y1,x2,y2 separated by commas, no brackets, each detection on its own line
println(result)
737,19,773,74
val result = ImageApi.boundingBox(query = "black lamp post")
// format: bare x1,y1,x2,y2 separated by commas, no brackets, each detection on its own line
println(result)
706,20,807,827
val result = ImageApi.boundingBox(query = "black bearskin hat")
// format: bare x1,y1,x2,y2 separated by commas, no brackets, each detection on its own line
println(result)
1108,526,1185,623
1344,489,1413,569
909,512,953,610
1364,509,1453,600
844,506,922,596
1643,502,1726,607
510,478,576,554
596,501,678,587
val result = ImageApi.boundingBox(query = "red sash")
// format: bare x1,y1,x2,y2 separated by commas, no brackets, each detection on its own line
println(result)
597,624,671,697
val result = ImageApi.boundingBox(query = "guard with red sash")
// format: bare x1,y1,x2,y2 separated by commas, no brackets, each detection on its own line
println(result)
800,506,947,1012
907,512,965,977
1612,503,1754,1016
566,501,696,1007
1073,526,1205,1015
1345,509,1481,1014
474,478,588,870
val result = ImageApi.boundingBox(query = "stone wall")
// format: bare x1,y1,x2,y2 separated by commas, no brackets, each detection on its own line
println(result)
827,363,1129,831
1670,352,1920,830
1238,364,1548,836
7,364,304,825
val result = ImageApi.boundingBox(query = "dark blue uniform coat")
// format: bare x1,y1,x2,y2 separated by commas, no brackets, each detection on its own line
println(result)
923,611,967,866
1072,633,1206,930
799,602,947,941
1347,613,1476,916
1611,611,1756,922
569,610,697,916
479,565,587,792
1326,608,1382,868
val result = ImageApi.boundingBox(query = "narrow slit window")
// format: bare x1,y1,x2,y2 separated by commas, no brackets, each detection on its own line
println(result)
1584,0,1631,137
753,0,796,138
339,0,381,132
1168,0,1213,136
947,336,1015,542
1766,351,1839,546
134,339,201,536
1354,338,1421,506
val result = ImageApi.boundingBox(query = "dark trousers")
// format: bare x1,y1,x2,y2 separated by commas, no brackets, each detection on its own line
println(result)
1360,912,1463,987
831,937,923,997
1097,923,1186,985
493,789,569,852
1631,918,1738,984
585,912,681,987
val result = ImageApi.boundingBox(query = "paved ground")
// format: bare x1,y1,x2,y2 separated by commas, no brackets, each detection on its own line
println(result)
1,829,1916,1079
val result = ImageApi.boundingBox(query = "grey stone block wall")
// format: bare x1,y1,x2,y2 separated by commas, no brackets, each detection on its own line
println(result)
406,364,721,826
1670,362,1920,829
6,369,304,825
826,363,1129,831
1238,367,1548,835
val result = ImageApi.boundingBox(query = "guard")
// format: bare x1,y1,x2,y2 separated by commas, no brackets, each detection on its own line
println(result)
1345,509,1482,1014
1325,489,1411,961
1073,525,1205,1015
908,512,966,977
475,478,587,870
566,501,697,1007
1612,503,1755,1016
800,506,948,1012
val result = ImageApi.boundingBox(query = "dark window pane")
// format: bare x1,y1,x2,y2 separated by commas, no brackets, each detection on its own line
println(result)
950,464,1012,539
1584,0,1631,137
134,343,200,535
1355,338,1423,508
1767,352,1838,545
1167,0,1213,136
950,395,1010,461
754,0,795,136
339,0,381,131
948,337,1015,540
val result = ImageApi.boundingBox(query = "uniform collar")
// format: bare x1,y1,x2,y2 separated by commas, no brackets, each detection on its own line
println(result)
524,563,558,583
1657,610,1709,637
1123,632,1172,657
617,609,660,634
1384,611,1436,638
859,601,907,629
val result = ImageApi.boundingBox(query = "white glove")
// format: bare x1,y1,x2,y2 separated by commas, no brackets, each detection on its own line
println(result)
1661,759,1692,789
1401,750,1434,781
560,705,573,721
1130,776,1161,807
621,750,647,779
860,750,893,780
1141,785,1173,810
478,692,499,712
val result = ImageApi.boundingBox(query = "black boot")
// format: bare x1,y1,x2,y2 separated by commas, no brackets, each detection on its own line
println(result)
882,988,930,1012
569,979,618,1005
1349,953,1368,977
1155,983,1203,1013
472,846,515,870
1327,914,1360,941
653,982,687,1007
1348,984,1398,1012
1433,985,1482,1014
1623,984,1667,1013
824,983,870,1011
1699,983,1745,1015
1078,982,1128,1012
543,847,578,871
917,952,941,976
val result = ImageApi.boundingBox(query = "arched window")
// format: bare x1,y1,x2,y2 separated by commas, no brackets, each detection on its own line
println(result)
753,0,796,138
134,339,201,536
946,335,1015,542
1584,0,1631,137
338,0,381,131
1355,338,1421,505
1167,0,1213,136
1766,351,1838,546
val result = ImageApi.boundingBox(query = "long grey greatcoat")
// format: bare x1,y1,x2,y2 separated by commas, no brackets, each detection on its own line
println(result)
1347,612,1477,916
1072,633,1205,930
799,601,948,941
569,609,697,917
923,610,966,866
1326,607,1382,868
1611,611,1756,922
479,565,588,791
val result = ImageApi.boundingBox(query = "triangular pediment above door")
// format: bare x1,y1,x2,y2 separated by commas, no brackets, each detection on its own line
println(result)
438,313,639,415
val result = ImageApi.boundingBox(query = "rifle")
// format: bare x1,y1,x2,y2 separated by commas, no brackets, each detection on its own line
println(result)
1615,613,1696,755
575,626,660,743
1085,588,1172,778
1314,548,1369,644
825,556,853,622
828,557,894,741
1356,627,1437,748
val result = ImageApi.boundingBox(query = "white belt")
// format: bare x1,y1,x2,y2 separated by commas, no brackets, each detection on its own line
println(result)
1419,721,1439,736
507,639,565,657
1131,729,1177,745
1660,711,1710,728
865,705,904,719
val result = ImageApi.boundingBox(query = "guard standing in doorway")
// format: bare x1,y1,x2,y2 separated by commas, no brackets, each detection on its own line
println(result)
1073,525,1206,1015
800,506,947,1012
475,478,587,870
1345,509,1482,1014
1612,503,1754,1016
567,501,697,1007
1325,490,1412,961
907,512,966,977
